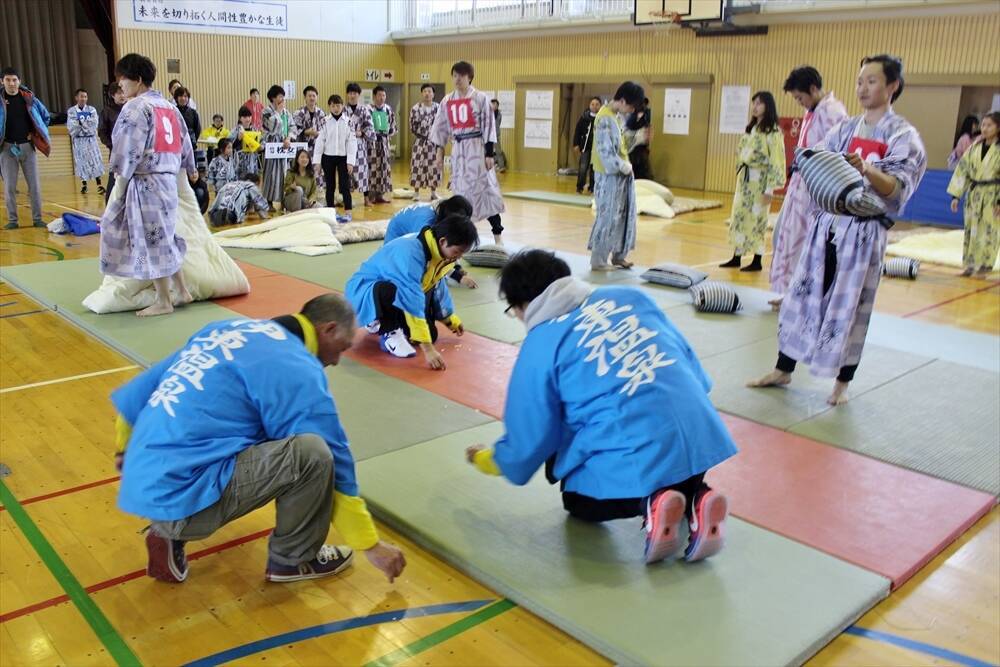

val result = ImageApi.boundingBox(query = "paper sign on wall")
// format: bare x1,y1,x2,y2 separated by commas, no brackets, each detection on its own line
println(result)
283,80,296,100
498,90,515,129
381,70,396,82
525,90,554,120
524,118,552,149
265,142,308,159
663,88,691,135
365,69,380,82
719,85,751,135
992,93,1000,112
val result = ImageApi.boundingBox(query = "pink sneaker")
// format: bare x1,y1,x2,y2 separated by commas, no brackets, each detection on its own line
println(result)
145,531,188,583
643,489,686,564
684,489,729,562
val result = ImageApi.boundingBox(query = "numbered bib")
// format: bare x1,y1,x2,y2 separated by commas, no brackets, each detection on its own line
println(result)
446,98,475,131
153,107,183,154
848,137,888,163
371,109,390,134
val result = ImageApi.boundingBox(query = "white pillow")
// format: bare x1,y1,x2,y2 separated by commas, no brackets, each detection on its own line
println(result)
635,179,675,204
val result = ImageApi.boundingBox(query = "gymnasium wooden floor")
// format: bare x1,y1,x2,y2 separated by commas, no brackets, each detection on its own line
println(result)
1,166,997,666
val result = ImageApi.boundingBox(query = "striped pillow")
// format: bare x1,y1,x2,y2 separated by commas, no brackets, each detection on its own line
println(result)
794,148,886,218
882,257,919,279
464,244,510,268
689,281,743,313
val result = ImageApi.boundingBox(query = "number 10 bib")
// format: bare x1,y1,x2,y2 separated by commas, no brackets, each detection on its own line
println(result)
446,98,475,131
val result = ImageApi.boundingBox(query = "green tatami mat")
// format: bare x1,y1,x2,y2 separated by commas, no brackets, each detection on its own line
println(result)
1,259,241,365
327,358,492,461
790,360,1000,495
662,307,777,359
358,423,890,667
506,190,593,207
456,302,527,344
701,338,932,430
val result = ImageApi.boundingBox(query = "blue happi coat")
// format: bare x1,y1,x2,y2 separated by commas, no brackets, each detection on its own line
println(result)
112,317,361,521
384,203,435,243
345,228,458,343
493,280,738,499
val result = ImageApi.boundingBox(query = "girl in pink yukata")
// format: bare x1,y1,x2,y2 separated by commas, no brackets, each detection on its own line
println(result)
100,53,198,318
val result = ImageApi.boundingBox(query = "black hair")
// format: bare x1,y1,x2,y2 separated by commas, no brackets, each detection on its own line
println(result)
491,98,500,106
613,81,645,108
373,85,386,96
217,138,232,153
212,113,223,121
746,91,779,134
346,82,362,94
172,86,190,103
249,88,259,95
114,53,156,86
499,250,572,310
955,114,980,147
167,79,181,89
783,66,823,95
860,54,905,103
1,67,20,79
451,61,475,81
292,148,314,178
303,85,318,96
238,105,252,118
430,213,479,250
589,96,603,105
74,88,87,96
266,85,285,102
435,195,473,221
242,172,260,184
328,94,343,106
108,82,122,95
421,83,434,93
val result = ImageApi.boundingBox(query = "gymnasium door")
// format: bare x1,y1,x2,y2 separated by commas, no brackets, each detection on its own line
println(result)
648,80,712,191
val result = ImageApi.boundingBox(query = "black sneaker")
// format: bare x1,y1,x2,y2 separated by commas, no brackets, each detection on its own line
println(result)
145,531,189,583
265,544,354,582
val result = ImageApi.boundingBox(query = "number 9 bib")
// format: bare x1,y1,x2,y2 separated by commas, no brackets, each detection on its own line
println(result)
446,98,475,131
153,107,183,154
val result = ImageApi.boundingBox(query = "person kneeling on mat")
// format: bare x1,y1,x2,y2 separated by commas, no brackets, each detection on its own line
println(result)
346,214,479,370
112,294,406,584
465,250,738,564
384,194,479,289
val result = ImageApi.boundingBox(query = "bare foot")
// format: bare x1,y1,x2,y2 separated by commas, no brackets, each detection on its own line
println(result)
612,259,634,269
591,264,617,272
959,268,974,277
827,380,850,406
492,235,504,247
746,370,792,388
174,288,194,306
767,297,783,312
136,301,174,317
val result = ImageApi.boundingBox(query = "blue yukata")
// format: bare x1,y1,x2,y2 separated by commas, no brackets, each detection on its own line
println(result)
345,228,461,344
485,279,737,500
112,317,364,522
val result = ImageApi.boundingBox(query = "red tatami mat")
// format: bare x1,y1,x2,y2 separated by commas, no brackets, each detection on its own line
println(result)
219,265,996,589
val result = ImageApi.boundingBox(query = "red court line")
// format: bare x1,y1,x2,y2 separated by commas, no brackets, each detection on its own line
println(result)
902,280,1000,318
0,476,120,513
0,528,271,623
219,265,997,589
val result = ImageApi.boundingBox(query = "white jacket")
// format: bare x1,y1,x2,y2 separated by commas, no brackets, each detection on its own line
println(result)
313,113,358,166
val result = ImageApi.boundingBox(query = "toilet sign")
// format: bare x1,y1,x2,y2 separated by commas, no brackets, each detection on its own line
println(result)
365,69,380,82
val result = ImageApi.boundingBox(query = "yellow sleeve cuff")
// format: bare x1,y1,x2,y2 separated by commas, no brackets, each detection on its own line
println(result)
115,414,132,454
473,448,501,476
331,492,380,551
404,312,432,344
446,314,462,330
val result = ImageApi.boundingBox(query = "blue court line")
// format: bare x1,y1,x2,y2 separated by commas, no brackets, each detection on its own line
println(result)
845,626,998,667
0,309,43,319
183,599,495,667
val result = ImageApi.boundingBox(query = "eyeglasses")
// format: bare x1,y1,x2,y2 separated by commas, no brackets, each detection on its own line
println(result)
504,305,515,318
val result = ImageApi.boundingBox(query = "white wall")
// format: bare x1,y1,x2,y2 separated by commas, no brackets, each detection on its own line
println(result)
115,0,391,44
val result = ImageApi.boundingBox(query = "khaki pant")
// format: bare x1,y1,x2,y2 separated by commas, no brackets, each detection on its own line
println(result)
151,434,335,566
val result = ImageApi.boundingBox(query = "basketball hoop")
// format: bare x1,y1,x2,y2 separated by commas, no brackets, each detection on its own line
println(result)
649,10,683,24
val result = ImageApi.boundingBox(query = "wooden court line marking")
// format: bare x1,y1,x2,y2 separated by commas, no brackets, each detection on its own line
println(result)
0,240,65,260
364,599,517,667
0,476,121,512
0,309,44,319
0,528,272,624
0,365,140,394
843,626,997,667
0,479,141,665
183,599,498,667
49,202,98,217
901,280,1000,318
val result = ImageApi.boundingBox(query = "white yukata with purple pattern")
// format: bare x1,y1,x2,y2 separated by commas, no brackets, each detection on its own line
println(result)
100,90,195,280
777,111,927,378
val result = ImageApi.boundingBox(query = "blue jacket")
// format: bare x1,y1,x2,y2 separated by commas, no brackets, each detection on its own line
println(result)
345,228,459,343
492,281,738,499
384,203,435,244
112,317,361,521
0,85,51,156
